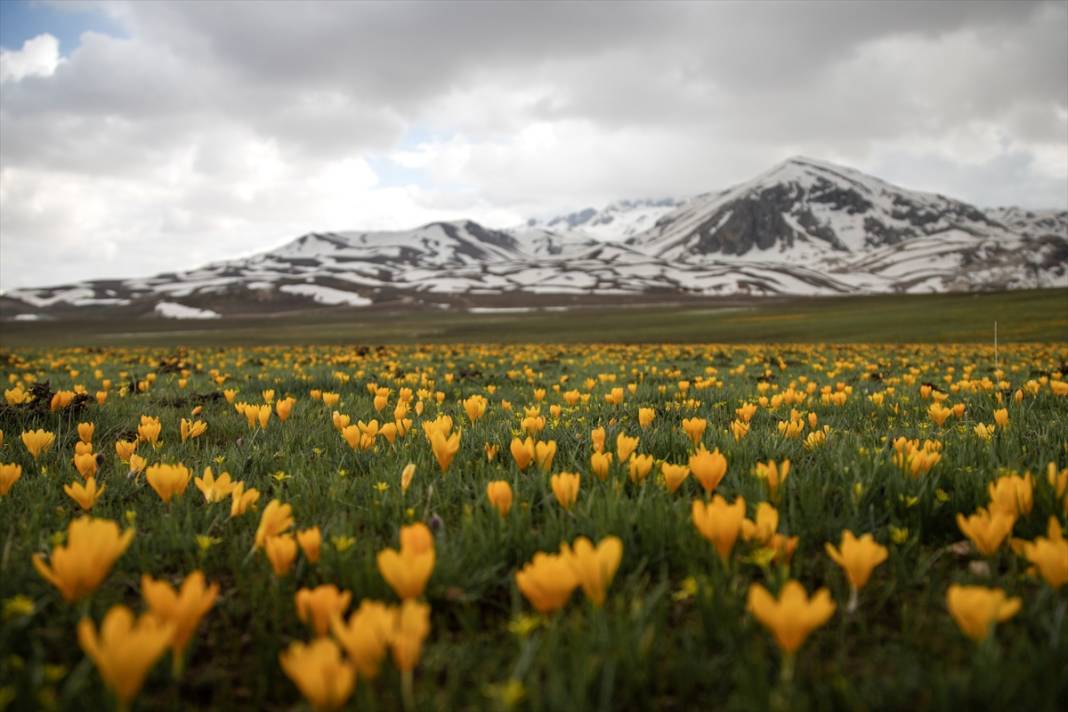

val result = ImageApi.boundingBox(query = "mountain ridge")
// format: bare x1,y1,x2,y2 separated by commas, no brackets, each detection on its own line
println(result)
3,157,1066,321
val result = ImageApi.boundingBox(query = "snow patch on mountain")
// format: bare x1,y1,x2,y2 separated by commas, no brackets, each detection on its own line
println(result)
279,284,372,306
155,302,221,319
525,198,686,243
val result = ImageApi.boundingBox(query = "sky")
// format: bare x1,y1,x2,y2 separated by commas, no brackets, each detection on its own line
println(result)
0,0,1066,290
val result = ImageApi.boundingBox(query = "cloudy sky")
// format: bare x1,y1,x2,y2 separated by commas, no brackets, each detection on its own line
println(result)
1,0,1065,290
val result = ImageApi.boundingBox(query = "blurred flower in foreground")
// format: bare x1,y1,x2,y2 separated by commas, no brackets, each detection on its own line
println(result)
486,480,513,516
141,571,218,674
561,535,622,606
957,507,1015,556
825,530,888,612
0,463,22,496
331,600,392,678
279,638,355,712
747,580,835,654
946,584,1020,643
33,517,133,601
295,584,351,636
551,472,581,511
377,523,435,600
1020,518,1067,589
255,500,294,547
390,599,431,672
692,495,746,562
516,552,577,613
297,527,322,563
265,534,298,576
78,605,173,707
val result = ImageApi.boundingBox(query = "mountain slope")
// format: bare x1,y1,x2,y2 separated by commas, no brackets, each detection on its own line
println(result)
626,157,1006,261
2,158,1065,320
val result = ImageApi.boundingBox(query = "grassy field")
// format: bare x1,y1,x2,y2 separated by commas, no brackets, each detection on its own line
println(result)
2,289,1066,347
0,341,1066,711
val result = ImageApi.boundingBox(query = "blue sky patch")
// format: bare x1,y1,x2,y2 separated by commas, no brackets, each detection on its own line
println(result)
0,0,125,54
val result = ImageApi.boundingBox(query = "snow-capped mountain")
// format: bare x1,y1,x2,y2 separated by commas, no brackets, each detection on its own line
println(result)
3,157,1065,320
525,197,687,242
628,157,1007,259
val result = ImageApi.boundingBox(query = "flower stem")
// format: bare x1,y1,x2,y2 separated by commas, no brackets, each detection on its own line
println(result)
401,668,415,712
780,652,795,686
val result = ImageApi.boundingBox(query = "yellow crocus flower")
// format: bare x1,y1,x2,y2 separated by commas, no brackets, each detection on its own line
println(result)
295,584,352,637
741,502,780,545
0,463,22,496
692,495,746,562
754,459,791,502
64,478,105,511
265,534,298,577
534,439,557,473
21,429,55,460
1021,518,1067,589
486,480,513,516
616,433,639,462
957,507,1015,556
229,482,260,518
114,439,137,463
297,527,322,563
987,473,1033,518
33,516,134,601
561,536,623,607
681,417,706,446
510,436,534,471
255,499,294,548
430,429,460,473
279,638,356,712
77,422,94,444
194,467,237,503
179,418,207,443
946,584,1020,642
145,463,191,503
141,570,218,668
590,451,613,480
377,523,435,600
78,605,174,707
390,599,431,672
825,530,888,611
516,552,578,613
550,472,581,511
627,453,654,483
689,446,727,494
747,580,836,654
661,462,690,493
331,599,393,678
463,394,487,423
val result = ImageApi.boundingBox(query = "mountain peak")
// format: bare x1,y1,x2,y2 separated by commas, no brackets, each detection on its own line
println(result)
755,155,873,189
627,156,1010,258
782,154,842,169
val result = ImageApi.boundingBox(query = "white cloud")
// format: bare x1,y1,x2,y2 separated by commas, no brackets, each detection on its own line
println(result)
0,1,1065,290
0,33,64,82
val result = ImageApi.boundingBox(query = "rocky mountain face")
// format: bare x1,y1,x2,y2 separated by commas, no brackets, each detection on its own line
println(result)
627,157,1012,259
2,157,1065,321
